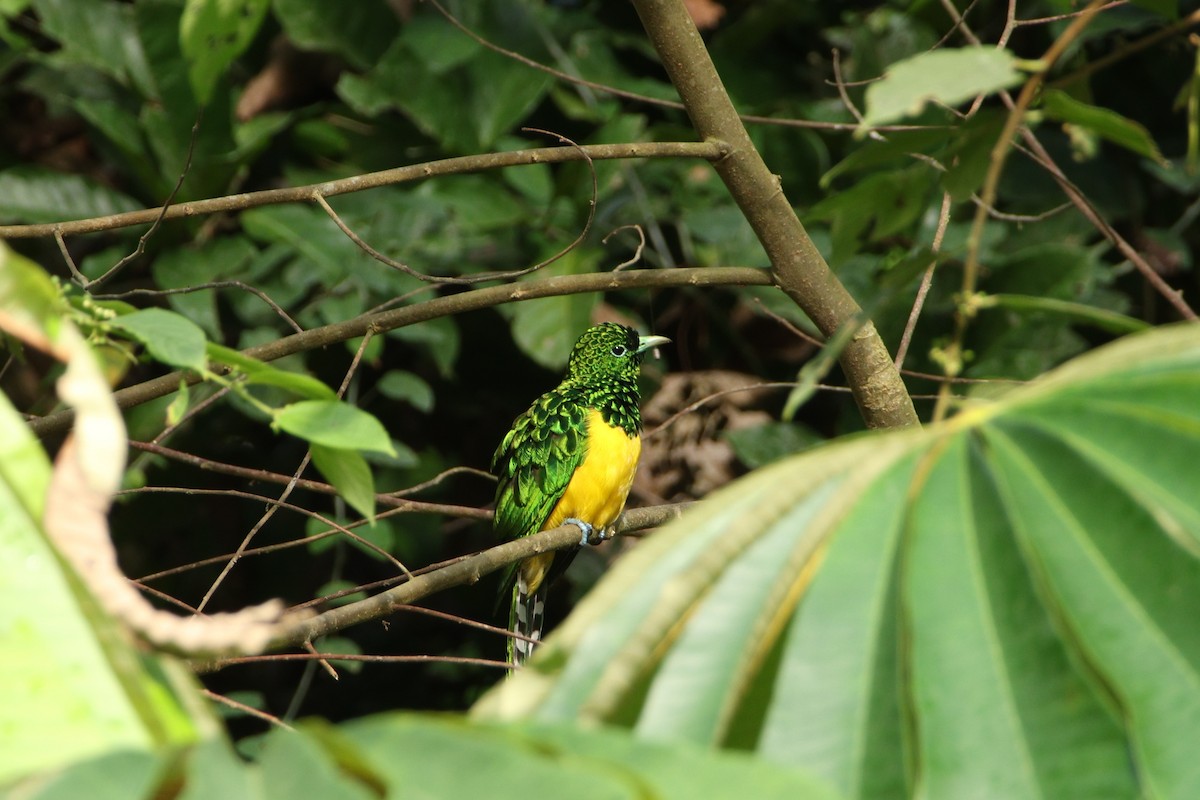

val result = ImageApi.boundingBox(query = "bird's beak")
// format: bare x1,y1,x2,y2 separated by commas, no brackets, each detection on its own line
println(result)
636,334,671,355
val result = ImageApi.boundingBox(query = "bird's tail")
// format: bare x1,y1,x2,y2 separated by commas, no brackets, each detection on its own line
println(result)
508,579,548,668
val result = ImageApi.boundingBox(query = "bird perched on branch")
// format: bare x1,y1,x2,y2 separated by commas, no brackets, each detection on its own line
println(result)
492,322,669,668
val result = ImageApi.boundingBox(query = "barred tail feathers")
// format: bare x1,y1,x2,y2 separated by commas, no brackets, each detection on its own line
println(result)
509,578,548,668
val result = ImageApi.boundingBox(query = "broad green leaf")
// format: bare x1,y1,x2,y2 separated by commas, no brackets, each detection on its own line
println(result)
206,343,336,400
257,726,374,800
0,251,206,787
310,444,377,524
274,400,397,456
862,48,1023,128
1042,89,1167,164
179,0,269,105
0,167,141,224
477,324,1200,798
340,715,837,800
110,308,208,372
376,370,434,413
10,749,167,800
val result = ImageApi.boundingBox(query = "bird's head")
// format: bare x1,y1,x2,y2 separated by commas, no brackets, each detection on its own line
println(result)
565,323,670,383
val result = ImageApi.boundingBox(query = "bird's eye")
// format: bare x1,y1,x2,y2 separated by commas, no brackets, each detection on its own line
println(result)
611,345,627,357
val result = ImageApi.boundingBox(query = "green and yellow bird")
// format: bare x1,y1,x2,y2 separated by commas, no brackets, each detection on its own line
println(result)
492,322,669,667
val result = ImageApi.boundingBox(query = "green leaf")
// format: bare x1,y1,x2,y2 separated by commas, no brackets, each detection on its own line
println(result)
478,324,1200,797
206,343,336,400
376,370,434,413
0,167,141,224
151,237,258,341
508,250,598,370
275,400,397,456
10,749,168,800
725,421,823,468
179,0,270,105
165,380,190,426
1041,89,1167,164
110,308,208,372
272,0,397,69
862,47,1024,128
310,444,377,524
257,725,374,800
31,0,152,91
339,715,838,800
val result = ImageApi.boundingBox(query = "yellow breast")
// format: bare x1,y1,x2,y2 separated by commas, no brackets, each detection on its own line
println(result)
545,408,641,534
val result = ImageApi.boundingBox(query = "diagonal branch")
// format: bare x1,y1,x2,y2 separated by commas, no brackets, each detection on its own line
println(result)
629,0,918,430
192,502,690,669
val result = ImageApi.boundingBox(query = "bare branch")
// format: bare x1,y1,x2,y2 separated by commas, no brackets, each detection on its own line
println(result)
0,142,724,240
190,502,690,668
29,266,774,439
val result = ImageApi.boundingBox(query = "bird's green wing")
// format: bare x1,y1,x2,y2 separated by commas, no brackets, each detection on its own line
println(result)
491,388,588,541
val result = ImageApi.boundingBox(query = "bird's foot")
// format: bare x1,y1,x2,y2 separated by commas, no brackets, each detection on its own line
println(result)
565,518,598,546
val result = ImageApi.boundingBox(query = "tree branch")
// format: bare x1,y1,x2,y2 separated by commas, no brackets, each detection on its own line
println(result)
0,142,725,239
30,266,773,439
629,0,919,430
192,502,690,670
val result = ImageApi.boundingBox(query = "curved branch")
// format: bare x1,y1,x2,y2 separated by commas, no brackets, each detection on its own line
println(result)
0,141,725,240
29,266,773,438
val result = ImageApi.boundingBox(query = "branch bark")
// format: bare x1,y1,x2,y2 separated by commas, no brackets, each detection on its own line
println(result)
30,266,772,439
630,0,919,430
193,502,690,670
0,141,725,239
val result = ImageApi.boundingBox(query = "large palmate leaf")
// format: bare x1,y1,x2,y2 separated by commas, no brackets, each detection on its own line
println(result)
475,324,1200,799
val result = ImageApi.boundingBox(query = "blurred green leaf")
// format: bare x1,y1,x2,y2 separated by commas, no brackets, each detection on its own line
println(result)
1042,89,1166,164
310,444,377,524
508,251,598,371
272,0,397,69
726,421,823,468
179,0,270,105
377,370,434,413
31,0,152,92
0,167,141,224
862,47,1023,128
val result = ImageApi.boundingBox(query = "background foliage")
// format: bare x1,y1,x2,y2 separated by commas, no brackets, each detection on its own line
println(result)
2,0,1200,796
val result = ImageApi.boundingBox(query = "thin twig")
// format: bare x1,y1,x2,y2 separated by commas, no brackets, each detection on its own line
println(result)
90,108,205,288
895,191,952,370
0,142,724,240
201,688,295,731
30,267,775,439
95,281,303,333
119,486,406,568
126,440,492,517
603,224,647,271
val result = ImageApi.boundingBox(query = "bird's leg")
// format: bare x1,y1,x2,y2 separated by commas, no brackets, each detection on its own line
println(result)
564,517,595,546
